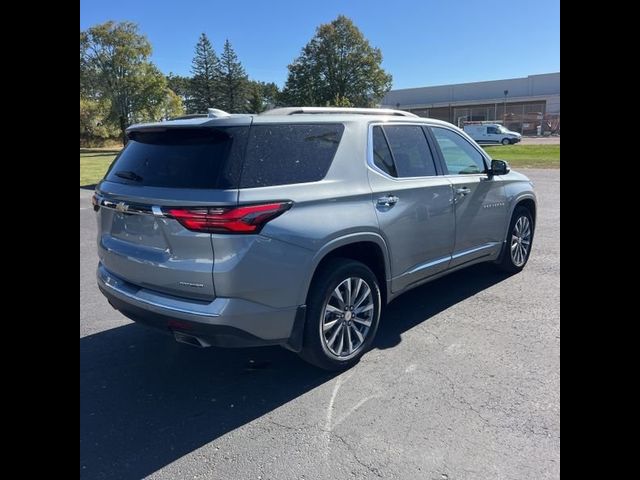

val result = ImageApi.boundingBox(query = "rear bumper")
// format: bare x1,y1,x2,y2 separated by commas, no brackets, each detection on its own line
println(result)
97,263,304,349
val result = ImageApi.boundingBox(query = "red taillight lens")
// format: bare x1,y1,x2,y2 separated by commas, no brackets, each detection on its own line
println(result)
164,202,292,233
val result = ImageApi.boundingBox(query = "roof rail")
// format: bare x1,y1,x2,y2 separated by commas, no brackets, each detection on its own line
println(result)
259,107,418,118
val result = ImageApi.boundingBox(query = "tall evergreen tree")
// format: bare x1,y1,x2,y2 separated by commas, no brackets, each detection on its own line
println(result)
247,82,265,113
246,80,281,113
190,33,220,113
218,39,249,112
261,82,281,109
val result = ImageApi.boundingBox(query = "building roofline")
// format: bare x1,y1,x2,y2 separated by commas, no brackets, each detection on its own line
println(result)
382,93,559,110
388,72,560,93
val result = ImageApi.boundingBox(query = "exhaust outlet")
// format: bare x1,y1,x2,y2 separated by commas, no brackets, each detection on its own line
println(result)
173,331,211,348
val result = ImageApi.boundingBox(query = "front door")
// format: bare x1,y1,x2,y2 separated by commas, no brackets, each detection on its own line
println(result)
367,124,455,293
428,126,508,267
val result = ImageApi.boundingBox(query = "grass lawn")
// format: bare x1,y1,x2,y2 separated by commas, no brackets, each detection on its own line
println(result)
80,148,120,187
79,143,559,187
482,144,560,168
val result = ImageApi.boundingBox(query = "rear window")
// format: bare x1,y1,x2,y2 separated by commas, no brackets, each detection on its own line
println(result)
240,124,344,188
105,127,248,189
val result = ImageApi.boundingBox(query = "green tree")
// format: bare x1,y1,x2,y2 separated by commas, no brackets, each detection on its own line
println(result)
190,33,220,113
281,60,314,106
218,39,249,112
261,81,281,109
80,32,95,98
166,73,194,112
166,73,190,98
281,15,392,107
130,64,184,122
247,82,264,113
80,97,119,146
328,94,353,107
81,21,178,144
246,80,281,113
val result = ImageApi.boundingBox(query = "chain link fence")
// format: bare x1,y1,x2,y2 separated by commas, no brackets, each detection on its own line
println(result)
406,102,560,136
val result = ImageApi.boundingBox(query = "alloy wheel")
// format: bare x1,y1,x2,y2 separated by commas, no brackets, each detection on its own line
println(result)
321,277,374,358
510,216,532,267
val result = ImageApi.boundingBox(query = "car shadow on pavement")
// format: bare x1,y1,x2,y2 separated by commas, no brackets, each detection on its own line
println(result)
80,329,334,479
80,263,509,479
375,263,510,350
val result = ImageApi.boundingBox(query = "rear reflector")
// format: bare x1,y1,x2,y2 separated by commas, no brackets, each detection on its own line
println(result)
163,202,292,234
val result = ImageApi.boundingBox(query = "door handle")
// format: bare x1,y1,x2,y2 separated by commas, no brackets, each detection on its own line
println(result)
455,187,471,196
377,195,399,207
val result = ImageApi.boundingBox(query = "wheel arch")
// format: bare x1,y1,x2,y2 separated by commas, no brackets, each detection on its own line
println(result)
297,233,391,307
497,194,537,261
515,197,536,226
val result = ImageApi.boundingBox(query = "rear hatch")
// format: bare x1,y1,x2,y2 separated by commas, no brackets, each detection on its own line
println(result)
94,117,251,301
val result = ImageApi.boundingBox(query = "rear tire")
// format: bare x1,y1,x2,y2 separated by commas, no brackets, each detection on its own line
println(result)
497,206,534,273
298,258,382,371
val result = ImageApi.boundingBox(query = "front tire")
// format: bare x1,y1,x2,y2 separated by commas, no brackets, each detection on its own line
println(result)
501,137,511,145
299,258,382,371
497,206,534,273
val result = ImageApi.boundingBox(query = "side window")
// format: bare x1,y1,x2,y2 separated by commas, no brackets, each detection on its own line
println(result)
372,126,397,177
431,127,487,175
487,126,498,134
383,125,437,178
241,124,344,188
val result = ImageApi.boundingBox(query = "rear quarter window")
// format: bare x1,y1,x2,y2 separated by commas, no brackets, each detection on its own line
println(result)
240,124,344,188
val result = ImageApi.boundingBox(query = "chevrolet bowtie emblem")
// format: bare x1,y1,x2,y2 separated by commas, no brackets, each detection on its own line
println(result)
115,202,129,213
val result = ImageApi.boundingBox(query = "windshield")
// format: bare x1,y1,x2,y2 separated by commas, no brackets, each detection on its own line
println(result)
498,126,509,133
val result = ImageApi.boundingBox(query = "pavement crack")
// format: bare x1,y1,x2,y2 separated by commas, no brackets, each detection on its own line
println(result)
260,418,309,433
428,367,557,439
330,431,383,478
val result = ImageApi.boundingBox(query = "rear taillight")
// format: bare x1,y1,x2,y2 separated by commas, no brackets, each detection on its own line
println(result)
164,202,292,234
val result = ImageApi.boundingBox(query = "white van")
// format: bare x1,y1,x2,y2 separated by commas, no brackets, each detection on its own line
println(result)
463,124,522,145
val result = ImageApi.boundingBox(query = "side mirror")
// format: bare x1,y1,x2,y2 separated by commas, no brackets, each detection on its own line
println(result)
490,159,510,176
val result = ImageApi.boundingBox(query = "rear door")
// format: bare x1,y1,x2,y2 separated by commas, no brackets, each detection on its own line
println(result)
95,119,250,300
479,126,490,143
486,125,501,143
367,123,455,293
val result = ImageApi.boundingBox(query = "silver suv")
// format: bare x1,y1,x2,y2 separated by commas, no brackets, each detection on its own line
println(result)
94,107,536,370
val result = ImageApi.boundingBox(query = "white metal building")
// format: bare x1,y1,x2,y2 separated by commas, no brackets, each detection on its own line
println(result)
380,72,560,135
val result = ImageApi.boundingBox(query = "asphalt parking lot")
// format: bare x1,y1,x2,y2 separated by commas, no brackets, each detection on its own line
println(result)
80,168,559,480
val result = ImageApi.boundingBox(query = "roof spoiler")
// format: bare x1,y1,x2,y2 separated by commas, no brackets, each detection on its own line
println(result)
207,108,231,118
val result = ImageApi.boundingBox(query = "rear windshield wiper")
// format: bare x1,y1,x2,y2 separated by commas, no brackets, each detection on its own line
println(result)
115,170,143,182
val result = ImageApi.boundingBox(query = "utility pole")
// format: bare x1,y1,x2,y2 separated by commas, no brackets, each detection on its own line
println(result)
503,90,509,125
